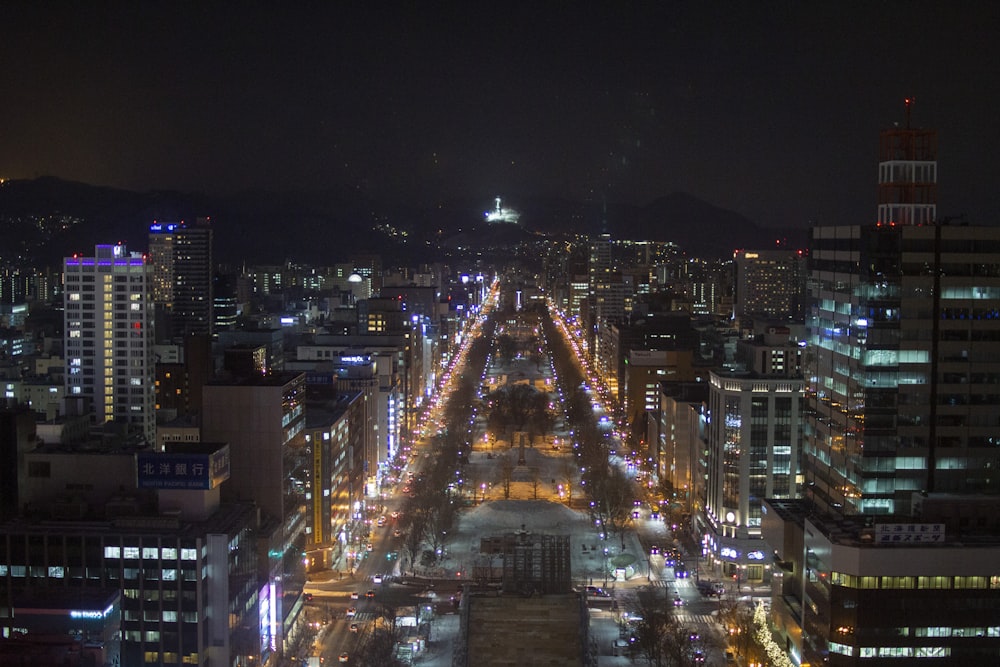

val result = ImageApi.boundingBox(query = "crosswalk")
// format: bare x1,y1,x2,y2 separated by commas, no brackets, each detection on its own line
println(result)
673,611,717,626
343,611,376,622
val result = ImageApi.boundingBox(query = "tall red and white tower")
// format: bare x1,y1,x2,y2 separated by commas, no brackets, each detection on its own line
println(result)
877,98,938,225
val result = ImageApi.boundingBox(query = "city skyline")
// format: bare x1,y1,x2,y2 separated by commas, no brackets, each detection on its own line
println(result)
2,3,999,231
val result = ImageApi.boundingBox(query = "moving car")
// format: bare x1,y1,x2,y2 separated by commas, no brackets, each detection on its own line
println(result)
339,652,349,663
345,607,357,617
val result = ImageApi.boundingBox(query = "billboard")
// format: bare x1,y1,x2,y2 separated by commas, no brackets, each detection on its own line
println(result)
137,446,230,490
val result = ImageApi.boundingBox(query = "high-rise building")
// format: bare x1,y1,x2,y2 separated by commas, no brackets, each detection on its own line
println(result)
201,371,309,657
804,221,1000,515
148,218,214,340
64,244,156,443
733,248,808,324
763,118,1000,666
703,355,803,584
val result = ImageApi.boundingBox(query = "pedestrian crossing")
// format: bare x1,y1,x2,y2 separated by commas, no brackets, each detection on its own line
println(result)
343,611,377,622
673,611,716,626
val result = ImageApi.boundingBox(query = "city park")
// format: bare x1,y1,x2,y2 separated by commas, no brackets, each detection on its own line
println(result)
340,287,784,667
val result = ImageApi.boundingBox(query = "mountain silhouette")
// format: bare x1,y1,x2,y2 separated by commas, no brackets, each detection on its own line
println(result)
0,177,803,267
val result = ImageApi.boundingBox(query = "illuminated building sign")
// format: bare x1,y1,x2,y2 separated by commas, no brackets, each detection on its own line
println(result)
747,550,765,561
70,604,113,619
137,447,230,490
720,547,739,559
874,523,945,544
149,223,179,233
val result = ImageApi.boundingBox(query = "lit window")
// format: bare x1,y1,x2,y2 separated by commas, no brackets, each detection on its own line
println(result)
123,547,140,559
104,546,121,559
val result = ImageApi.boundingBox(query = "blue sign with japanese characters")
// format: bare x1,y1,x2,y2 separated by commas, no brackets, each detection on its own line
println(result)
136,446,230,490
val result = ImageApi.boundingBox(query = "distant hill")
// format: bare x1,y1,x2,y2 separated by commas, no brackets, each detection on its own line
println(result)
0,177,396,267
0,177,804,266
630,192,807,256
428,192,806,258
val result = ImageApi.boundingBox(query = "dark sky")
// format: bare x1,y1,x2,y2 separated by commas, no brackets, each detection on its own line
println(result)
2,2,998,228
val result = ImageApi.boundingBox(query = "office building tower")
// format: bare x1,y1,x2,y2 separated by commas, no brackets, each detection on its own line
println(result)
733,248,808,324
201,372,308,657
703,363,803,584
148,218,214,339
763,118,1000,666
212,270,239,331
64,244,156,443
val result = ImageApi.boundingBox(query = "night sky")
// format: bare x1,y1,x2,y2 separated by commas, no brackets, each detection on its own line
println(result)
2,2,998,228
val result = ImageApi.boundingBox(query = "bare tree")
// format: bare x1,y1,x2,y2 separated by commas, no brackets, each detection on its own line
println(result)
400,508,428,575
594,465,634,549
624,588,709,667
426,497,457,561
559,457,577,504
352,604,407,667
497,454,515,499
718,597,756,660
530,467,541,499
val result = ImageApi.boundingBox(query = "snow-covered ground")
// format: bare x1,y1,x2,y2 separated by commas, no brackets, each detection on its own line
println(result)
405,341,651,665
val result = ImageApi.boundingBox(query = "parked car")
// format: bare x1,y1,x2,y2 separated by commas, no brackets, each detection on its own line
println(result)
585,585,611,597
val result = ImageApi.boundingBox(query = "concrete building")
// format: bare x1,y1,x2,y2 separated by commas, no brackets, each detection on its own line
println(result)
301,391,365,573
63,244,156,444
657,382,709,519
704,369,803,584
763,118,1000,666
733,248,808,326
148,219,214,340
0,442,268,667
200,371,309,662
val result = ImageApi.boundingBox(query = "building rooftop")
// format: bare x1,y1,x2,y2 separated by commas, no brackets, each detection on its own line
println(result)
465,594,585,666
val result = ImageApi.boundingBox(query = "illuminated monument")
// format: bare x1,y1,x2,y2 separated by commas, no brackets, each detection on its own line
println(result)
484,196,521,224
